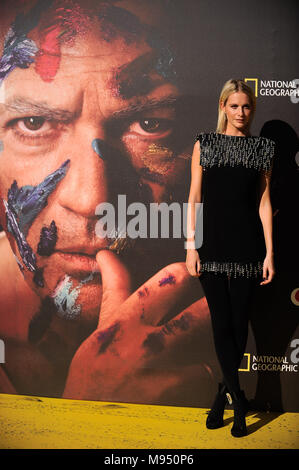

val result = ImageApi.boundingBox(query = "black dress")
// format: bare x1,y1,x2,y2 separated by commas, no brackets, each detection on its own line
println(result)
194,132,275,278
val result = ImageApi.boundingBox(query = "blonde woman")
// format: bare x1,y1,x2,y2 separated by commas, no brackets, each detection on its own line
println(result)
186,79,275,437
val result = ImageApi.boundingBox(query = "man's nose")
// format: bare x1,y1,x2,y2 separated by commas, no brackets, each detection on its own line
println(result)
57,125,109,219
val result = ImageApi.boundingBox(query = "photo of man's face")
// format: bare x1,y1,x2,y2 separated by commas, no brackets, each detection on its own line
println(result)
0,0,191,320
0,0,211,403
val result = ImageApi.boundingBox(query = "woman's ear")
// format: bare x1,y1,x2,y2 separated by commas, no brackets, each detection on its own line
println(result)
220,100,225,111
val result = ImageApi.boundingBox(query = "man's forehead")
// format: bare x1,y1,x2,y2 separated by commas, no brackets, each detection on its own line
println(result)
3,45,172,108
0,0,176,95
3,50,179,123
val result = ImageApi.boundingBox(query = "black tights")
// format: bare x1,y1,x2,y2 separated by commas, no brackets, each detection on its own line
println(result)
200,272,258,394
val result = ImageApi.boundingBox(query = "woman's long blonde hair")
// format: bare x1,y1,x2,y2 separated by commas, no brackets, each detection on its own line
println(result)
216,79,256,134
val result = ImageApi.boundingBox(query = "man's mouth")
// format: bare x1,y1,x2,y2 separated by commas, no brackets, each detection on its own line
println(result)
54,250,100,273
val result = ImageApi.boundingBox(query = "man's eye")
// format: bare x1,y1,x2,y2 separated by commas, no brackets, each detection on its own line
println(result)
22,116,46,131
139,119,162,133
11,116,54,137
6,116,58,144
128,118,173,137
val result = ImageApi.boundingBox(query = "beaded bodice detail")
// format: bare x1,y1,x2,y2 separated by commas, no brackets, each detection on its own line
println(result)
195,132,275,172
193,132,276,278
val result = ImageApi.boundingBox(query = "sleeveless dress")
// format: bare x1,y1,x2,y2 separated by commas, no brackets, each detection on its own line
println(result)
194,132,276,278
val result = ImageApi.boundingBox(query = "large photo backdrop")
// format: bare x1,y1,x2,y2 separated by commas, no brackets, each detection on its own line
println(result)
0,0,298,412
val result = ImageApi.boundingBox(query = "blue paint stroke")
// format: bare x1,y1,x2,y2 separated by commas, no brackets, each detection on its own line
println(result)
33,267,44,288
0,0,54,84
145,29,177,83
3,198,37,272
0,31,38,85
158,273,176,286
137,286,149,298
52,272,96,320
92,139,106,161
52,275,81,320
96,322,120,354
7,159,70,237
13,252,25,276
0,141,4,153
37,220,57,256
4,160,69,283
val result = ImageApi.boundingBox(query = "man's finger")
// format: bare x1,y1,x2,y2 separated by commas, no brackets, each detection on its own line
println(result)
100,261,201,329
96,249,132,327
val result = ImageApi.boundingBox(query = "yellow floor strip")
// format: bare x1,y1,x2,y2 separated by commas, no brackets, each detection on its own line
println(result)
0,393,298,449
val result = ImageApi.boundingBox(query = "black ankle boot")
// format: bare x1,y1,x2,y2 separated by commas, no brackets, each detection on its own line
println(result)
206,383,229,429
231,390,249,437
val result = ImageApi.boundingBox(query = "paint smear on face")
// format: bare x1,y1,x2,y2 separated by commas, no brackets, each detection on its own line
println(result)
7,159,70,237
0,30,38,86
33,267,45,288
35,26,61,82
4,160,70,283
0,198,7,232
141,143,174,176
158,273,176,286
145,29,177,83
3,198,37,273
51,272,96,320
37,220,57,256
51,275,81,320
13,253,24,275
0,0,54,85
35,2,90,82
92,139,107,161
0,141,4,153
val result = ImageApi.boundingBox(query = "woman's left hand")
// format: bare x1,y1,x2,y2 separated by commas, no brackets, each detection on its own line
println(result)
260,253,275,285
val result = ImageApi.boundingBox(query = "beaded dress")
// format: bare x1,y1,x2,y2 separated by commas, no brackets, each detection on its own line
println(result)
194,132,275,278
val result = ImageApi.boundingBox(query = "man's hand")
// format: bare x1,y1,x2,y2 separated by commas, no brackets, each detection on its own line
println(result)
63,250,214,404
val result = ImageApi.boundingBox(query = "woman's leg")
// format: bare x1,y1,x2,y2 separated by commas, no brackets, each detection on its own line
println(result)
228,275,257,369
199,272,241,394
227,275,257,437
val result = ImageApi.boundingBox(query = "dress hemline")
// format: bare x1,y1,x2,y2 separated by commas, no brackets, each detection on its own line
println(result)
199,260,264,278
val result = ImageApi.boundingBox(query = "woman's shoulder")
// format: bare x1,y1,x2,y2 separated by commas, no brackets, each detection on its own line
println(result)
250,135,276,162
194,131,217,144
254,135,276,150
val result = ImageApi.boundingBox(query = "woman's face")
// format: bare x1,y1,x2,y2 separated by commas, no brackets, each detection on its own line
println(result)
221,91,253,134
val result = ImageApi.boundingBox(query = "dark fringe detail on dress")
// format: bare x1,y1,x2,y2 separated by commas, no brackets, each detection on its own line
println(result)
194,132,275,172
199,260,264,278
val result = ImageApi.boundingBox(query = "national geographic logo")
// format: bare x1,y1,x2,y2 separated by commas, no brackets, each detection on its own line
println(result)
245,78,299,103
239,339,299,373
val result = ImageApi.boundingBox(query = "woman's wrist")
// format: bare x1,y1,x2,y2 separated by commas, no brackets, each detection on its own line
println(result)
186,246,197,251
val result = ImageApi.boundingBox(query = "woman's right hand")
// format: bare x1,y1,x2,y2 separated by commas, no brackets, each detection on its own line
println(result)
186,249,201,277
